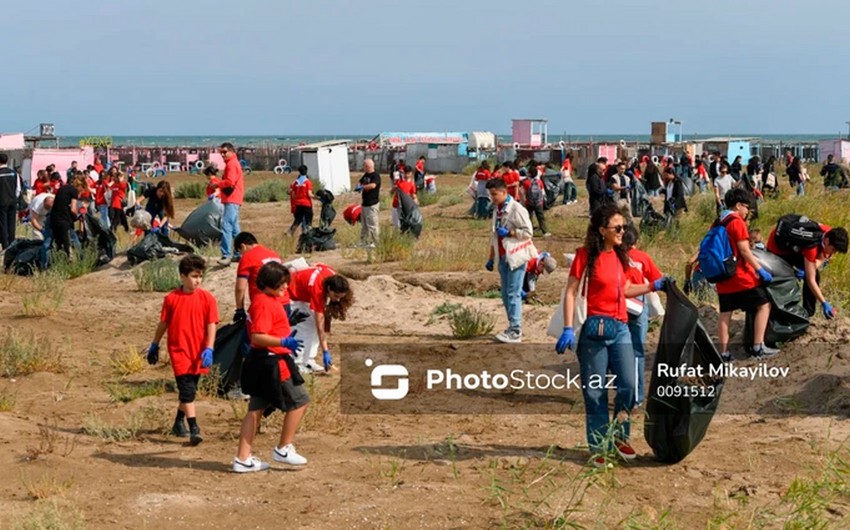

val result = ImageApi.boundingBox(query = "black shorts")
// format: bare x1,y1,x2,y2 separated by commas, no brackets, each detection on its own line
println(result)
175,374,200,404
248,378,310,412
718,286,769,313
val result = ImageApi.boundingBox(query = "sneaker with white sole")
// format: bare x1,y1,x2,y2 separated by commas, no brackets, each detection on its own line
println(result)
218,257,232,267
226,387,250,401
495,329,522,344
232,455,270,473
273,443,308,465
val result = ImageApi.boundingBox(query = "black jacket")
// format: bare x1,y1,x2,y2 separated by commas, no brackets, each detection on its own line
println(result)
663,178,687,215
0,166,20,207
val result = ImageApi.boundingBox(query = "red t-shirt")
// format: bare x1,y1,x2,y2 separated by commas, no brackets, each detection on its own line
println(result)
236,245,289,304
94,181,108,206
110,181,127,209
503,170,520,200
521,177,545,206
474,169,491,182
206,177,220,197
569,247,628,322
766,225,829,264
288,264,336,313
79,176,95,199
416,160,425,173
49,180,62,194
627,248,663,284
160,288,220,376
93,162,104,175
393,179,416,208
248,292,293,381
716,213,760,295
34,180,49,195
561,159,572,173
289,178,313,208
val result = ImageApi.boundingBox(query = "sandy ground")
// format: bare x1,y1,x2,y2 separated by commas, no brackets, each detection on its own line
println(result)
1,173,850,529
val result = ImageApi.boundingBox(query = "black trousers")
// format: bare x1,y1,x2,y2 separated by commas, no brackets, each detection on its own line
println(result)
109,207,129,232
525,204,547,234
0,203,16,249
50,221,73,255
777,254,820,317
290,205,313,234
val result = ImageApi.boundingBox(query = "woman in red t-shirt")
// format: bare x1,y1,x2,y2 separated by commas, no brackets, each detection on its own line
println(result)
33,170,50,195
392,165,418,229
288,165,315,237
109,172,130,232
555,204,668,466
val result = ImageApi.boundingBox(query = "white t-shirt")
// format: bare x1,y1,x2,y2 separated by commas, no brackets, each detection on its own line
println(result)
714,174,735,201
30,192,54,225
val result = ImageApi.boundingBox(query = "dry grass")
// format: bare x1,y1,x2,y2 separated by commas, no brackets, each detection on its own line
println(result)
448,305,495,339
104,380,166,403
25,419,77,462
20,272,66,317
132,258,181,292
13,500,85,530
109,346,146,378
0,386,16,411
20,472,74,501
0,328,63,378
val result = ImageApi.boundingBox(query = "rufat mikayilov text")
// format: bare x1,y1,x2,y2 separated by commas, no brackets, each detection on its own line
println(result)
425,369,617,391
656,362,790,381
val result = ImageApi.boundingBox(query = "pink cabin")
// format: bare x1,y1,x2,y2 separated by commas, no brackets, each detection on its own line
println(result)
511,119,549,148
818,139,850,164
26,147,95,184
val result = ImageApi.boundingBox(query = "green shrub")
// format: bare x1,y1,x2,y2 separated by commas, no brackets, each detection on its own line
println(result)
133,259,181,292
372,228,415,263
0,328,63,378
104,380,166,403
174,181,205,199
48,244,98,279
448,306,495,339
245,179,289,203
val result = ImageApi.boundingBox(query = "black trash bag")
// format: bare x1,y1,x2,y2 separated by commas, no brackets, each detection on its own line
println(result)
213,322,248,396
639,202,666,236
297,227,337,253
743,249,810,347
3,239,42,274
12,246,41,276
127,233,194,265
317,189,336,228
83,212,117,266
630,179,650,219
176,200,223,246
645,283,725,463
397,189,423,238
542,171,561,210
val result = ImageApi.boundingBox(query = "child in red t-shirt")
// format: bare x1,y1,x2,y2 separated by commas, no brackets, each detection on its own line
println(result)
289,165,315,237
204,165,220,200
109,172,129,232
232,262,309,473
392,165,418,229
146,255,219,445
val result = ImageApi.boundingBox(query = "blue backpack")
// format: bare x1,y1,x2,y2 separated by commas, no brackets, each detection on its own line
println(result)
698,213,737,283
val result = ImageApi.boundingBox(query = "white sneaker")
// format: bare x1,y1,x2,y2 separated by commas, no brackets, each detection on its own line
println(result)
495,329,522,344
543,232,552,238
227,387,250,401
232,455,270,473
218,257,232,267
300,360,322,373
273,444,308,465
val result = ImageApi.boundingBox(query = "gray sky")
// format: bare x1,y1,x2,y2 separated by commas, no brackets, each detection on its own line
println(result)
4,0,848,136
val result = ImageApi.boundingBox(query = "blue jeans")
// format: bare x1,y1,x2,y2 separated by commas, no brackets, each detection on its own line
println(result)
562,182,577,203
498,256,525,331
39,215,53,269
221,203,241,258
97,205,111,229
796,182,805,196
577,319,636,450
475,197,490,219
627,303,649,404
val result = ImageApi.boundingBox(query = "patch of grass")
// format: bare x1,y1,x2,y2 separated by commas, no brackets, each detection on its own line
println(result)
196,364,222,399
47,244,99,279
0,387,16,411
0,328,63,378
133,258,181,292
402,231,486,272
301,378,347,434
25,419,77,462
174,181,205,199
468,289,502,299
0,273,20,291
244,179,289,203
81,413,141,442
448,305,495,339
371,227,415,263
109,346,146,378
20,472,74,500
14,500,85,530
438,194,464,207
432,301,462,316
104,380,165,403
21,272,66,317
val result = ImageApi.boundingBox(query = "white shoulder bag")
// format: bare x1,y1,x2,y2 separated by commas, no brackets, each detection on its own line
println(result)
547,271,588,339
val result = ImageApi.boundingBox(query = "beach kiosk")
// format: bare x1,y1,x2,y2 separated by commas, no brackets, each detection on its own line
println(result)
818,139,850,163
299,140,351,195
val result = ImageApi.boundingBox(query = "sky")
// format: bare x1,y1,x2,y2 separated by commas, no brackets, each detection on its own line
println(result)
3,0,849,136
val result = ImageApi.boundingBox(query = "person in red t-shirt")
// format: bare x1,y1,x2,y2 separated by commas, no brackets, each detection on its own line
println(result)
767,222,848,319
145,255,219,445
92,157,104,176
713,189,775,360
33,170,50,196
520,167,550,237
522,251,557,300
501,162,521,200
556,204,669,465
232,261,310,473
289,165,315,237
108,172,129,232
203,165,220,200
392,165,418,229
233,232,290,318
622,225,664,405
473,161,493,219
288,265,353,373
94,172,112,229
415,156,426,190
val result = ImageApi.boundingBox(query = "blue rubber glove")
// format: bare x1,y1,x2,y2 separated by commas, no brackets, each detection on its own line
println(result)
496,226,510,238
555,327,575,354
280,330,303,356
485,258,494,271
151,226,160,234
822,301,836,320
323,350,333,371
652,275,671,292
520,290,528,301
354,185,363,192
756,268,773,283
208,194,216,201
146,342,159,365
794,268,806,280
606,188,615,196
201,347,214,368
233,308,247,322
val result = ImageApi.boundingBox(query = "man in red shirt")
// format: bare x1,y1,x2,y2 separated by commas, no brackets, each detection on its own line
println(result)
392,165,418,228
218,142,244,266
501,162,520,200
766,222,848,319
289,165,316,237
714,189,776,361
146,255,219,445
